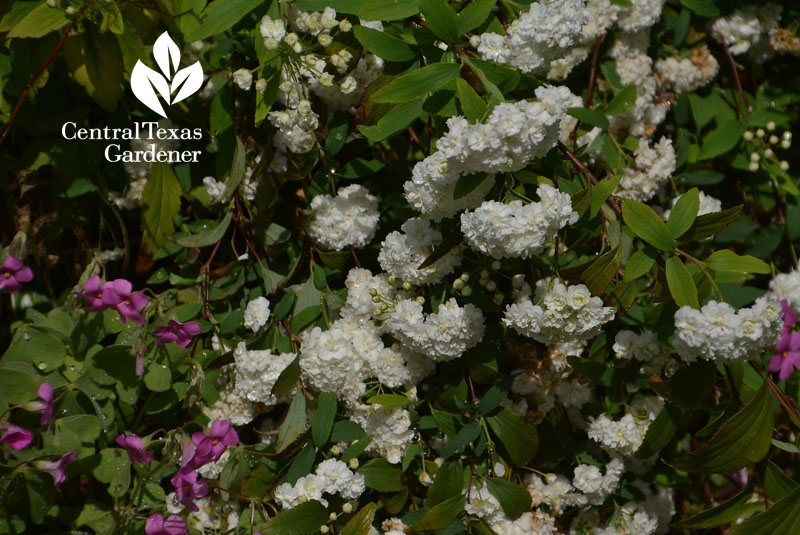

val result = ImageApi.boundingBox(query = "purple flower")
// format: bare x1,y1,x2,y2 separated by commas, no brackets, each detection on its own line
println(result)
115,434,154,464
769,329,800,381
78,276,117,312
190,420,238,468
782,300,798,329
0,256,33,294
170,469,208,511
26,382,54,426
145,514,188,535
0,423,33,450
104,279,148,324
35,451,75,490
153,320,202,348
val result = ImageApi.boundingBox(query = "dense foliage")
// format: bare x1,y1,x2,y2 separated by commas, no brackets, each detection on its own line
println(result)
1,0,800,534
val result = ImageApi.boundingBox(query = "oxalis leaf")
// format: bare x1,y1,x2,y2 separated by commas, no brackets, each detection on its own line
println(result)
670,381,774,473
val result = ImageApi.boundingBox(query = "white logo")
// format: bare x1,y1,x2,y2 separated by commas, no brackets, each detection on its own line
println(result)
131,32,203,118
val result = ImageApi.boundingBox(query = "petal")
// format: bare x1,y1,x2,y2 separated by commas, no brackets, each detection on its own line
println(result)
131,291,149,310
780,358,795,381
38,382,53,403
111,278,133,297
770,355,783,372
210,420,230,438
184,321,202,335
2,256,23,271
145,514,165,534
84,276,101,293
16,267,33,283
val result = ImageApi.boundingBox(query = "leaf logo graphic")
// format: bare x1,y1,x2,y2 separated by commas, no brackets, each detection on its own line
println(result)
131,32,203,118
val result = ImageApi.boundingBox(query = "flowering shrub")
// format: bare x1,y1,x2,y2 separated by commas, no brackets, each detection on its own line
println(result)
2,0,800,534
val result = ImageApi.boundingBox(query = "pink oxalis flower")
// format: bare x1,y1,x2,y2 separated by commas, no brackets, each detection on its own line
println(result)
35,451,75,490
770,329,800,381
782,300,798,328
170,469,209,512
25,382,54,426
145,514,188,535
190,420,239,468
115,434,154,464
0,255,33,294
78,275,114,312
153,320,202,348
0,423,33,450
104,279,148,324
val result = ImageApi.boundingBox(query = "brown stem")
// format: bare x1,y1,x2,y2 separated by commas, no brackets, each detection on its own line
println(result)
0,1,90,147
349,246,362,268
407,126,428,156
719,35,752,116
557,141,622,217
585,34,604,108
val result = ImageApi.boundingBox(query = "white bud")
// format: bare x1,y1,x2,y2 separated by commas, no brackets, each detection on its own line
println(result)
769,135,779,144
781,139,791,149
320,526,329,534
750,152,760,162
485,280,497,292
460,272,470,282
255,78,267,92
279,80,294,94
342,503,353,514
329,513,338,521
767,120,776,131
756,128,765,138
339,19,353,32
330,445,341,455
764,148,774,158
780,161,789,171
293,42,303,53
318,33,333,47
388,275,396,285
743,130,754,141
285,33,299,45
783,131,792,141
461,285,472,297
415,296,425,305
491,260,501,270
748,161,759,172
480,269,489,280
419,472,433,486
511,274,525,289
493,293,504,305
65,6,76,15
402,281,412,291
46,0,57,7
348,458,359,469
453,278,465,290
469,35,481,48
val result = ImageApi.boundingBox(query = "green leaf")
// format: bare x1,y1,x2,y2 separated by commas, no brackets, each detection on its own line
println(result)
730,487,800,535
455,78,487,123
453,172,488,200
672,485,753,529
590,174,621,217
331,421,366,443
358,0,421,20
326,111,350,156
173,211,232,247
371,64,461,103
358,459,405,492
478,384,509,415
367,394,412,407
426,461,464,507
93,448,131,497
141,162,182,255
144,362,172,392
353,26,416,62
580,245,622,296
312,392,338,447
679,0,720,18
671,381,774,473
288,445,317,484
485,479,532,520
182,0,263,41
358,99,424,141
465,58,520,94
441,422,481,458
3,325,65,373
277,392,307,452
764,461,800,502
274,293,296,321
217,137,246,204
341,435,374,462
650,361,716,409
339,158,387,179
342,503,377,535
6,3,68,38
665,256,699,309
63,28,123,111
705,250,771,274
623,248,656,282
271,356,300,398
698,119,745,160
622,200,675,251
567,107,608,129
682,205,743,241
416,495,466,532
25,470,54,524
419,0,459,42
58,415,102,443
667,187,700,239
291,305,322,333
676,169,725,185
486,409,538,466
260,500,329,535
604,85,637,115
635,404,684,459
457,0,496,34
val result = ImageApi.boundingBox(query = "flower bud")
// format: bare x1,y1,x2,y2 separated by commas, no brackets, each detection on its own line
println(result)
491,260,501,270
348,458,359,469
415,296,425,305
743,130,754,141
485,280,497,292
402,281,412,291
453,278,464,290
756,128,765,138
780,161,789,171
461,285,472,297
320,526,330,534
767,120,776,131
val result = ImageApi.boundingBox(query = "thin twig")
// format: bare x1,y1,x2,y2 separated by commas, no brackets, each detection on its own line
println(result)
719,35,752,116
557,141,622,217
0,1,90,146
585,35,604,108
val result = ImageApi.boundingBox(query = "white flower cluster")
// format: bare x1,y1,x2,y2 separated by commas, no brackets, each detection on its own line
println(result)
613,330,676,375
587,397,663,455
273,459,365,509
673,297,784,363
378,218,462,285
383,298,485,362
232,342,295,405
202,384,260,426
525,473,587,514
769,268,800,312
711,3,782,62
491,511,557,535
615,137,675,201
547,0,667,81
655,46,719,95
269,100,319,156
503,278,615,345
350,403,415,464
243,296,271,332
606,30,668,137
460,185,579,259
594,501,659,535
232,68,252,90
404,85,576,221
307,184,380,250
477,0,586,73
572,456,625,505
